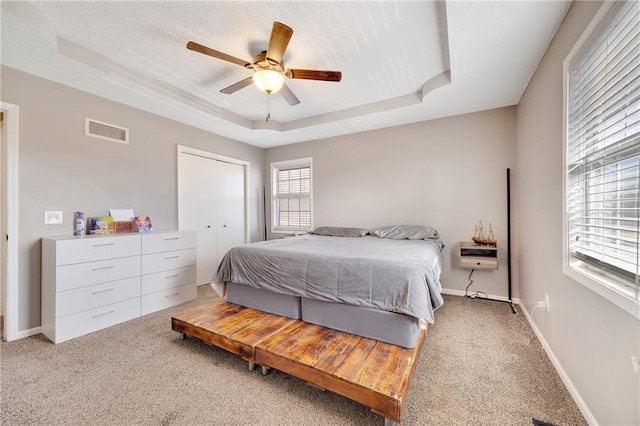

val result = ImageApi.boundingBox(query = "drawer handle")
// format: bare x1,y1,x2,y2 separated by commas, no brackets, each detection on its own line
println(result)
92,288,115,295
165,237,180,240
93,265,115,271
92,243,115,247
92,310,114,319
165,292,180,298
165,274,180,279
165,255,180,260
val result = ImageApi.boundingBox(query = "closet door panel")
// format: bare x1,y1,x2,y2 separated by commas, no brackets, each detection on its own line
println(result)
178,154,200,232
198,156,218,286
217,161,246,267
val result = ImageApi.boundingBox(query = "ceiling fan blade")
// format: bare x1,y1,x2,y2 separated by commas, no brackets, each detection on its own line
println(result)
266,22,293,65
280,83,300,106
220,76,253,94
286,69,342,82
187,41,250,67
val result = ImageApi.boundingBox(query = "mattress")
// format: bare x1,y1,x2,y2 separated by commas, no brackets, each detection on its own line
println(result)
215,234,443,323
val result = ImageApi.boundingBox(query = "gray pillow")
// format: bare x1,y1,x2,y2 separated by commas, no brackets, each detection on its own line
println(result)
373,225,440,240
311,226,369,238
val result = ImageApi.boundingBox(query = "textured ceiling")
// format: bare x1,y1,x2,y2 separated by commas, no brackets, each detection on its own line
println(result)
1,1,571,148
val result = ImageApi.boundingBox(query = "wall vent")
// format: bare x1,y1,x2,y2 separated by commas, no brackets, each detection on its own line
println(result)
85,118,129,144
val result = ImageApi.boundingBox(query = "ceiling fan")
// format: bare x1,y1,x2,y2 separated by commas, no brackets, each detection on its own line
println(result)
186,21,342,107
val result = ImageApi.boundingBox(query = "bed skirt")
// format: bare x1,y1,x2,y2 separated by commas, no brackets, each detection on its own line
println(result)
226,282,421,348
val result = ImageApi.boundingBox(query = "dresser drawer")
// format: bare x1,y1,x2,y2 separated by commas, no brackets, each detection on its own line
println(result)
54,297,140,343
141,249,196,275
141,283,196,316
141,266,196,295
141,231,196,255
460,257,498,270
56,276,141,318
56,256,140,292
56,235,140,266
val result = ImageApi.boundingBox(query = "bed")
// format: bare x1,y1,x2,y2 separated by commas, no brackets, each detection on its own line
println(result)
213,225,444,349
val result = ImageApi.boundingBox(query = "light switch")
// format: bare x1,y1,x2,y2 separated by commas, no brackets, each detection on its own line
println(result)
44,211,63,224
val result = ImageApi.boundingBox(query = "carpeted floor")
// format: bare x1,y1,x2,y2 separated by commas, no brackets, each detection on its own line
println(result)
0,287,586,425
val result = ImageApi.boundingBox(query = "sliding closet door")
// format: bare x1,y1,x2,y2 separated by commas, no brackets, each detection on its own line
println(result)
216,161,245,267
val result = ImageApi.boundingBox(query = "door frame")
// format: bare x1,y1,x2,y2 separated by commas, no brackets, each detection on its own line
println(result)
1,101,19,341
177,145,250,244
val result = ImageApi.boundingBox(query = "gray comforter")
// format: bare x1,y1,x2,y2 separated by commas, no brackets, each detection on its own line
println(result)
214,234,444,323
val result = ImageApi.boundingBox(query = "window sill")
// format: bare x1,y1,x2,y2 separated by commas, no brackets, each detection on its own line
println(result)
271,229,311,235
564,263,639,319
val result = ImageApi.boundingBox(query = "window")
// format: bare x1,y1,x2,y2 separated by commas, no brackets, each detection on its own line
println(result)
564,0,640,315
271,158,313,233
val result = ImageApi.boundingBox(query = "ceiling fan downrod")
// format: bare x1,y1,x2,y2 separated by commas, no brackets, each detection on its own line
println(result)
266,92,271,122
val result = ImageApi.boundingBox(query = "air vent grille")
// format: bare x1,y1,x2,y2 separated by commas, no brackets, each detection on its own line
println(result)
85,118,128,144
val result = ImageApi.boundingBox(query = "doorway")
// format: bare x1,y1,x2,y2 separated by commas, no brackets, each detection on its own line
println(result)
1,101,19,341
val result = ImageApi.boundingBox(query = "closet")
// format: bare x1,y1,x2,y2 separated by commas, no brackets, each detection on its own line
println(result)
178,149,246,286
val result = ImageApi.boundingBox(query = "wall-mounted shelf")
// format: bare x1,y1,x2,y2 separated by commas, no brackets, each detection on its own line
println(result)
459,242,498,270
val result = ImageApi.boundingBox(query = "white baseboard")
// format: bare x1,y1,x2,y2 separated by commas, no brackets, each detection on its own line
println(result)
520,304,598,426
8,326,42,341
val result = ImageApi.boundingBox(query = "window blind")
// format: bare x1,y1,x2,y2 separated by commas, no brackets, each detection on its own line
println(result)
567,0,640,287
273,162,312,230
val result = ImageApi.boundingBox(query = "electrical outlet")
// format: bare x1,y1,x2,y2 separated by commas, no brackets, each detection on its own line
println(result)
544,293,550,312
632,356,639,374
44,211,63,225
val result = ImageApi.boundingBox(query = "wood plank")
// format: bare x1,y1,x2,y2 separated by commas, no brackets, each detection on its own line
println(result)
354,342,403,394
268,322,328,360
296,327,345,367
331,337,379,382
230,313,297,347
212,307,270,337
173,299,244,327
257,321,307,352
313,332,362,371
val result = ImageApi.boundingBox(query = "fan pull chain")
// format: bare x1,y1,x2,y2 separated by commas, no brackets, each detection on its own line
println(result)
266,93,271,122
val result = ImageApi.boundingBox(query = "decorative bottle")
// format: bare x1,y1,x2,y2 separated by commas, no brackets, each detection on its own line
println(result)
74,211,85,236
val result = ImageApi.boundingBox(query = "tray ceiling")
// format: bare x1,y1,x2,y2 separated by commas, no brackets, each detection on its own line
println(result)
1,1,571,148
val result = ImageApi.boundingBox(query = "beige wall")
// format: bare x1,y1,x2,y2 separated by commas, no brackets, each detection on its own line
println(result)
265,107,517,299
516,1,639,425
0,66,265,331
0,111,4,318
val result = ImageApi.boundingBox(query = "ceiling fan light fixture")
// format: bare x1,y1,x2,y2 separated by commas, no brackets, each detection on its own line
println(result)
253,69,284,94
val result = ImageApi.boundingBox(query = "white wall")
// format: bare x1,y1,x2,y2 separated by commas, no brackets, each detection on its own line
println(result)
0,66,265,332
265,107,517,299
516,1,639,425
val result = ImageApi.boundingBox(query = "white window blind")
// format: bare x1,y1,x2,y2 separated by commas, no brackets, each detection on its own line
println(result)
272,158,312,232
567,0,640,291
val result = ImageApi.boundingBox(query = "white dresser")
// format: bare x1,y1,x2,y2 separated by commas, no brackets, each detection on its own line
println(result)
41,230,197,343
140,231,197,315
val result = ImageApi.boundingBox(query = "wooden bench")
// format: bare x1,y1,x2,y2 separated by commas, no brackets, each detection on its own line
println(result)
172,299,426,425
